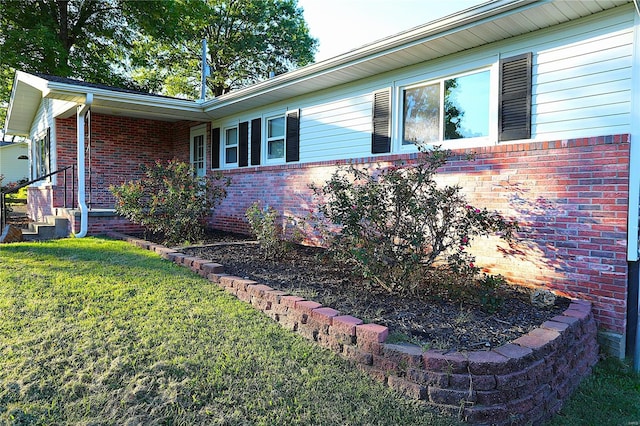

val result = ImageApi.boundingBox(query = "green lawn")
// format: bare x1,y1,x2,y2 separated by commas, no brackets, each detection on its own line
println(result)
1,238,639,425
549,356,640,426
0,238,454,425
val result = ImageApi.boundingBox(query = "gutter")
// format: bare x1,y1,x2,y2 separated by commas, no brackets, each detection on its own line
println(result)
75,94,93,238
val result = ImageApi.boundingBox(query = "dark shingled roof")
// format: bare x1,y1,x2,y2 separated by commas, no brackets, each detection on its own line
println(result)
33,73,185,100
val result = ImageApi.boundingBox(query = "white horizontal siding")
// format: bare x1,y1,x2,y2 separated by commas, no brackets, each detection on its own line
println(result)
299,94,373,163
528,10,634,140
210,5,636,167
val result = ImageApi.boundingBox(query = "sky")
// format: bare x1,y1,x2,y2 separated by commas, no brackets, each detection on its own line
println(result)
298,0,489,62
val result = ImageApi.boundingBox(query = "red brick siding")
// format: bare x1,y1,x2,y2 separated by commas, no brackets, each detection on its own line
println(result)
210,135,630,336
40,114,209,234
40,114,631,338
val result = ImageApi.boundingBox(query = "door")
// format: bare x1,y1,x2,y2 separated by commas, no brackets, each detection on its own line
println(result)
190,126,207,177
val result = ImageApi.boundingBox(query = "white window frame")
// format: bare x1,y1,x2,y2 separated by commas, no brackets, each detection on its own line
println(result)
264,112,286,164
31,128,52,185
394,62,499,152
223,125,239,167
189,124,207,177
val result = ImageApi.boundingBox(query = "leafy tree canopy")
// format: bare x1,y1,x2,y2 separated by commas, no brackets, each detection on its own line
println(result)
128,0,318,98
0,0,137,137
1,0,317,135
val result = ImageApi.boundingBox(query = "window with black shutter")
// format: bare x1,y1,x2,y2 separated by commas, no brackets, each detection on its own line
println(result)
238,121,249,167
372,89,391,154
211,128,221,169
251,118,261,166
498,52,532,141
285,110,300,162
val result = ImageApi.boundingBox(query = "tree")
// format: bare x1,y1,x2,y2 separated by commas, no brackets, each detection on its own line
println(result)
0,0,138,83
0,0,140,130
129,0,318,98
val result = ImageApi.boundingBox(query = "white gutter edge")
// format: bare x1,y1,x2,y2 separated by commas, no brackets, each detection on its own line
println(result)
75,93,93,238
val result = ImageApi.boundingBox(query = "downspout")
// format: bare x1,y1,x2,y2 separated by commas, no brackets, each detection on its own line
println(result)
630,0,640,372
75,94,93,238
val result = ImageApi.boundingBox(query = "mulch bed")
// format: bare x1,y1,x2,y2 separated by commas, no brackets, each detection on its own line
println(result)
168,230,571,352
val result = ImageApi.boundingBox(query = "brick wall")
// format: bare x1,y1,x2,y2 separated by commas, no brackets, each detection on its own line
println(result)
210,135,630,339
42,116,631,343
53,114,207,209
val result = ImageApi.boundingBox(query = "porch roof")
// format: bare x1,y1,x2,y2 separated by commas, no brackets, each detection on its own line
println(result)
3,0,631,136
4,72,210,137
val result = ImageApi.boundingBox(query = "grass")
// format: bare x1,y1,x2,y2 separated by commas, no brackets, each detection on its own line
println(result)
2,237,639,425
0,237,456,425
549,356,640,426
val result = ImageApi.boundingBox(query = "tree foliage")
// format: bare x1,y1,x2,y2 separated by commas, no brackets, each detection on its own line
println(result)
0,0,139,135
0,0,317,131
0,0,136,84
129,0,318,98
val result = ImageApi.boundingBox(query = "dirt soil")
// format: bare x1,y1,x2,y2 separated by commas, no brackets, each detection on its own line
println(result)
171,230,572,352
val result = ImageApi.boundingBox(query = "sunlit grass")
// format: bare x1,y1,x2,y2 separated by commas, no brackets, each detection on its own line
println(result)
549,356,640,426
0,237,453,425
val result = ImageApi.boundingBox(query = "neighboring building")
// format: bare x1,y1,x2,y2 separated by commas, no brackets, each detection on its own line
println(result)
0,140,28,184
3,0,639,362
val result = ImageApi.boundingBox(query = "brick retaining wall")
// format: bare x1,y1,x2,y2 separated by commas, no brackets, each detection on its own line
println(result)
108,231,599,425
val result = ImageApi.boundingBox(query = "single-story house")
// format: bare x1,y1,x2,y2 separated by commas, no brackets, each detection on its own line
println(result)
0,140,29,184
3,0,639,362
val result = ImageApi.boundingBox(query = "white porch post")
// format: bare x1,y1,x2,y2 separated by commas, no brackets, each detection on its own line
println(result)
75,94,93,238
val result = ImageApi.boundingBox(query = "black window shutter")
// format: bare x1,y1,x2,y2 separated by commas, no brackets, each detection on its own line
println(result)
211,127,220,169
286,110,300,163
371,89,391,154
238,121,249,167
251,118,261,166
499,52,532,141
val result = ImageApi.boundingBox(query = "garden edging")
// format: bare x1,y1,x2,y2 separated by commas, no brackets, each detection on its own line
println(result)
107,232,599,425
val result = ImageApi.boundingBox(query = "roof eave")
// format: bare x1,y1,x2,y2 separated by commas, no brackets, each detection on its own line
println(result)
202,0,539,115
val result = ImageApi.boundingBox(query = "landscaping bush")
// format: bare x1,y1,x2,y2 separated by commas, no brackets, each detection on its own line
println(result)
246,201,288,260
311,145,518,296
110,159,230,245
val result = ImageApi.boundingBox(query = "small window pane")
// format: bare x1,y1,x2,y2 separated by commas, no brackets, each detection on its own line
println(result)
268,117,285,138
444,70,490,140
225,147,237,164
268,139,284,159
226,128,238,146
403,83,440,145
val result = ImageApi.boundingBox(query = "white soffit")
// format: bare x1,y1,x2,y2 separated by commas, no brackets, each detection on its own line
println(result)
203,0,632,118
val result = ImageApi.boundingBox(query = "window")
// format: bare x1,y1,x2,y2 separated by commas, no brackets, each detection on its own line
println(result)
266,115,285,160
225,127,238,164
403,69,490,146
33,128,51,179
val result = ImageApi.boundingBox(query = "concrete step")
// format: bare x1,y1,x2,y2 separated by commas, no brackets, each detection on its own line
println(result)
22,216,70,241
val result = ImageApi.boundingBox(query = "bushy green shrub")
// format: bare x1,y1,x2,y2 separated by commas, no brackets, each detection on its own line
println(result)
311,145,518,295
245,201,287,260
110,159,230,245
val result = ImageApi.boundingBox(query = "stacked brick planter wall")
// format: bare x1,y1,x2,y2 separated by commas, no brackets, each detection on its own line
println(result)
210,135,630,355
108,231,599,425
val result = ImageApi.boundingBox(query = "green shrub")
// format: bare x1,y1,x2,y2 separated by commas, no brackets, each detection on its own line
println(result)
311,145,518,295
245,201,287,260
110,159,230,245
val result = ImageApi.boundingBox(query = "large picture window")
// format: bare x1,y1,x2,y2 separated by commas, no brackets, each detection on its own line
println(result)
267,115,285,160
225,127,238,164
403,69,490,146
